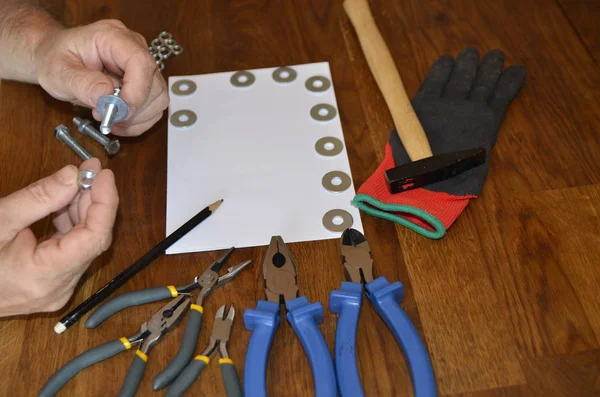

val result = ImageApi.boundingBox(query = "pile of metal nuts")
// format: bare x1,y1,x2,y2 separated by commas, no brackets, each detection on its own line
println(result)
149,31,183,72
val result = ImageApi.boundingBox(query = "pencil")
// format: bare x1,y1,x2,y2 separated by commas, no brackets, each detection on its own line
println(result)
54,199,224,334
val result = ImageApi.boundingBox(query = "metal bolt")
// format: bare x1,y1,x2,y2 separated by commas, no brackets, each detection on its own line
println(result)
73,117,120,155
54,125,92,160
96,88,129,135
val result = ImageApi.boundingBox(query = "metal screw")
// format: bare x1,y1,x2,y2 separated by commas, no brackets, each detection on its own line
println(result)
96,88,129,135
73,117,120,156
54,125,92,160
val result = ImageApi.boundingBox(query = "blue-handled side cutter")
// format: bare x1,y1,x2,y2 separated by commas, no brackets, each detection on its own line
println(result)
243,236,337,397
329,228,437,397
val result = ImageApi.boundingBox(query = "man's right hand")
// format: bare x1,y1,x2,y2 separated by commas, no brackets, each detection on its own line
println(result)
34,19,169,137
0,158,118,317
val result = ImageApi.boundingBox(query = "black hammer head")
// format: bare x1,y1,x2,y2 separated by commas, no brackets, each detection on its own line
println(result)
384,147,486,193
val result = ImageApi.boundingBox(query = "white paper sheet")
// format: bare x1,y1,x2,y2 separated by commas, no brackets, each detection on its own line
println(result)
165,62,363,254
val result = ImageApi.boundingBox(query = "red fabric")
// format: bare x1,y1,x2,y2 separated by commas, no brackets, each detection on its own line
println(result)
357,143,477,231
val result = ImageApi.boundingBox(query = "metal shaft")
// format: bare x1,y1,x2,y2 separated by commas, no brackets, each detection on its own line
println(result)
99,88,121,135
54,125,92,160
73,117,120,155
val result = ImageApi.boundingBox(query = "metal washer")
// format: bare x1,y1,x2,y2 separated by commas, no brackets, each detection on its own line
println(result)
305,76,331,92
172,79,197,96
310,104,337,121
322,171,351,193
315,137,343,157
231,71,256,87
170,110,197,128
322,209,353,232
272,66,297,83
96,95,128,122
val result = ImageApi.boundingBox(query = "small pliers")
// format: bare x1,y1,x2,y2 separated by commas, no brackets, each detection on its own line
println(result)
329,228,437,397
84,247,251,390
243,236,336,397
164,304,242,397
38,295,190,397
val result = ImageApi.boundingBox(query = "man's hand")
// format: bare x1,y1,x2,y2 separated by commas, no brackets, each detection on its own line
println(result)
0,158,119,316
34,19,169,137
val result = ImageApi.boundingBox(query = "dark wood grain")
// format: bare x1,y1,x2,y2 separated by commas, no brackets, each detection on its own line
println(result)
557,0,600,64
0,0,599,396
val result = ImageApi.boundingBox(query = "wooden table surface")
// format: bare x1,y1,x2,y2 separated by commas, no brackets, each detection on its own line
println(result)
1,0,599,396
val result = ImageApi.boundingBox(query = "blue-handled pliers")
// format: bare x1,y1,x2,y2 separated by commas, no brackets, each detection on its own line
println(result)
243,235,337,397
329,228,437,397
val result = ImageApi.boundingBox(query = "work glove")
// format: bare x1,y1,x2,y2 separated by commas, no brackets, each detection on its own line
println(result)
352,47,526,238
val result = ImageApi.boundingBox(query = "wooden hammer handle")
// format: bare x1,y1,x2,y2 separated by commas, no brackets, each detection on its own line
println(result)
343,0,433,161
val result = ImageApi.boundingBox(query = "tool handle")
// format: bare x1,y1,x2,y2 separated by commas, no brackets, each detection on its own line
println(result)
329,282,365,397
242,300,281,397
152,304,204,390
286,296,337,397
163,356,208,397
366,277,437,397
220,359,243,397
85,286,178,328
117,351,147,397
38,338,130,397
343,0,433,161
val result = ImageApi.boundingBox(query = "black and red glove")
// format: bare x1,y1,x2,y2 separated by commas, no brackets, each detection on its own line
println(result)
352,47,526,238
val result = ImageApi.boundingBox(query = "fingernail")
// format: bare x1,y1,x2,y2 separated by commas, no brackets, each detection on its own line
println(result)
90,82,111,105
56,165,77,186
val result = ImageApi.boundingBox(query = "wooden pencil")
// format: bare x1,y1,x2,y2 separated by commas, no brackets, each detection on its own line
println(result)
54,199,224,334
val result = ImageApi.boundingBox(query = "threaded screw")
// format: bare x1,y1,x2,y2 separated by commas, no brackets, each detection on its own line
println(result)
73,117,120,156
54,125,92,160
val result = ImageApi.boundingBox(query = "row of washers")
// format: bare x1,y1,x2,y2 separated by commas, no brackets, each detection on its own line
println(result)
167,68,340,128
250,67,354,232
168,67,355,233
148,31,184,72
230,67,339,122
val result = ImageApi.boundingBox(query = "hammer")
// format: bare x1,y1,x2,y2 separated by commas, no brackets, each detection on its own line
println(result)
343,0,486,193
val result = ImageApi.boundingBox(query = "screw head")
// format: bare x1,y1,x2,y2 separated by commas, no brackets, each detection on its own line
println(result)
106,140,121,156
54,124,69,139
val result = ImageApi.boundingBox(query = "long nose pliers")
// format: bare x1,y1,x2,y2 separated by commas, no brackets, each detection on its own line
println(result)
83,247,251,390
243,235,337,397
38,295,190,397
329,228,437,397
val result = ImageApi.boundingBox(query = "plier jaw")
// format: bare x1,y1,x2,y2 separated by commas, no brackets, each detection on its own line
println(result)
200,304,235,359
263,235,298,304
140,295,191,353
341,228,374,284
192,247,252,305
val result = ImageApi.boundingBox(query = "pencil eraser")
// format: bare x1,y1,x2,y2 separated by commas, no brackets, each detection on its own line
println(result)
54,322,66,334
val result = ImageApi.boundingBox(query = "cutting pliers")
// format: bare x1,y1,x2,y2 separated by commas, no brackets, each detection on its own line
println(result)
329,228,437,397
84,247,251,390
38,295,190,397
243,235,336,397
164,304,242,397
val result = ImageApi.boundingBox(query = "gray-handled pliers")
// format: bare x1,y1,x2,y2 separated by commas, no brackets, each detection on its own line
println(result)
84,247,251,390
164,304,242,397
38,295,190,397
